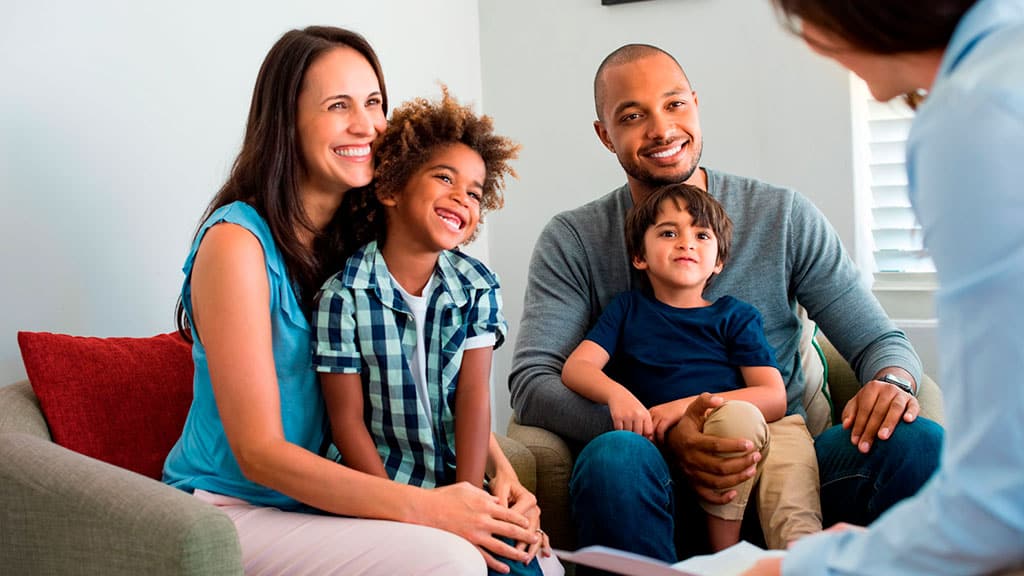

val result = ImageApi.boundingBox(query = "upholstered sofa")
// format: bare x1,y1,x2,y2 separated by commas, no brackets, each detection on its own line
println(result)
506,332,946,551
0,332,537,575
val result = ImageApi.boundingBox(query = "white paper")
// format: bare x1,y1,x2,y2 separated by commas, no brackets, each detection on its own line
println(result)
554,546,695,576
554,541,786,576
674,541,786,576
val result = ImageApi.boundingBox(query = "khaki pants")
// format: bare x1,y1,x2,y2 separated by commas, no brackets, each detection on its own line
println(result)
701,401,822,549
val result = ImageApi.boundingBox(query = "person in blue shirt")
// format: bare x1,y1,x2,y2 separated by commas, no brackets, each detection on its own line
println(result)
312,88,560,576
745,0,1024,574
163,27,544,576
563,183,821,553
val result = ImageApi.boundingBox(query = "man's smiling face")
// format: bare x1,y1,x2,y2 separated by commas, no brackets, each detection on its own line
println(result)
593,51,704,198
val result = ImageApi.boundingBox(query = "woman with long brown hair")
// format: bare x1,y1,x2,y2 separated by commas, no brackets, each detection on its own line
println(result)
163,26,546,575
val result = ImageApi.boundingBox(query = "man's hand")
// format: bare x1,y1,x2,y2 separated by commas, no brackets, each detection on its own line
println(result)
843,370,919,453
665,393,760,503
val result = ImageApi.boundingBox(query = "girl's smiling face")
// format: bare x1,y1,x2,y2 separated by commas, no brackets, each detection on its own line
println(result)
380,142,486,254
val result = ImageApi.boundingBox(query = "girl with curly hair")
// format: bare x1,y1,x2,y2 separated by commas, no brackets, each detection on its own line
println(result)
313,88,560,576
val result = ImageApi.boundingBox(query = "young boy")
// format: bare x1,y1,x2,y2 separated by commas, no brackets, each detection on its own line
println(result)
312,89,550,575
561,183,821,552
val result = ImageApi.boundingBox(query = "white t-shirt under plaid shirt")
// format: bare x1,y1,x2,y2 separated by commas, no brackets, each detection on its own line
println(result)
312,240,507,488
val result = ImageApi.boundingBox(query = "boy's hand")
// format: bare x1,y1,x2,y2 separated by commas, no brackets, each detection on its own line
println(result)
650,399,690,443
608,388,653,439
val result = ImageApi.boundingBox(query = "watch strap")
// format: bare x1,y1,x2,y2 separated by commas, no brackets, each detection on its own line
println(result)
880,373,915,396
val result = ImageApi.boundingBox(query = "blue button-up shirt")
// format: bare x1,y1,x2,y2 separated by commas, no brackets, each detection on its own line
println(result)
786,0,1024,574
312,241,506,488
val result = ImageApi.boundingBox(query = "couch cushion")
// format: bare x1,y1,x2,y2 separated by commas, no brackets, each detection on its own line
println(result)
17,331,193,480
797,306,833,436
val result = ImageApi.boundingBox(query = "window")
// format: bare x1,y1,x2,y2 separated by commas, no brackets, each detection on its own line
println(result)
851,78,936,290
851,77,937,329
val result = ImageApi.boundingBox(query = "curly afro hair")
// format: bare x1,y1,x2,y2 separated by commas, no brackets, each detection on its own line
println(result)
360,85,520,244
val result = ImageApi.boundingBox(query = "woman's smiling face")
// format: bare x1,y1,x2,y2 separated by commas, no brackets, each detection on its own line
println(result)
296,46,386,198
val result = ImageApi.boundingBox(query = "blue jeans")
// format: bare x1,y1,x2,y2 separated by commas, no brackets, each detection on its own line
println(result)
815,419,942,527
489,536,543,576
569,420,942,571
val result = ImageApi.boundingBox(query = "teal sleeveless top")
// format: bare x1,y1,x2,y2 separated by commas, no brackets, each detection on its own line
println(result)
163,201,326,509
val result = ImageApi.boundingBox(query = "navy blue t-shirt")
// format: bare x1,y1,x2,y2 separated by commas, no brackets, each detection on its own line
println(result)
585,291,778,407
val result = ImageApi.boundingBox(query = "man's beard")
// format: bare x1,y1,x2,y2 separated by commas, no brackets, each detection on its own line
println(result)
623,137,703,189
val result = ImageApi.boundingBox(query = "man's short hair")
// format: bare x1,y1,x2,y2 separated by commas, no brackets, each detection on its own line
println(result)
593,43,691,120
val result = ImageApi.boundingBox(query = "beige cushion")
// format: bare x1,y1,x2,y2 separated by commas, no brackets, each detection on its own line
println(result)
797,306,833,436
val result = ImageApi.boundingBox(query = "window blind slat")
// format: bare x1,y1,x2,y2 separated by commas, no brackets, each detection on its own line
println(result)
871,185,911,207
863,91,935,275
874,251,935,273
869,141,907,164
870,164,909,186
872,206,918,229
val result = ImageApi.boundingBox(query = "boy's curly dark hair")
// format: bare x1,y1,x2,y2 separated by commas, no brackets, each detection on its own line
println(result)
345,86,520,246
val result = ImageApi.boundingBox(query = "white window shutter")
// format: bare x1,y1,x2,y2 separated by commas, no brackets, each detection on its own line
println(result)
865,96,936,274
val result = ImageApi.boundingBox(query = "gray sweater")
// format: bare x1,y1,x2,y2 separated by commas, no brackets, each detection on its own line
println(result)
508,168,922,445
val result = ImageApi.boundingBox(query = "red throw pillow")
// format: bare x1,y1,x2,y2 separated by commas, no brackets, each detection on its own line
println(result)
17,331,194,480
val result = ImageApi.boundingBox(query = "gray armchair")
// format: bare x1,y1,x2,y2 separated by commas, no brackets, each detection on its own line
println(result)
0,379,538,575
0,380,242,574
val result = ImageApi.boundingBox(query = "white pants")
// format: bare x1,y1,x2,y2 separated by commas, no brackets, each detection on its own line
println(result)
195,490,564,576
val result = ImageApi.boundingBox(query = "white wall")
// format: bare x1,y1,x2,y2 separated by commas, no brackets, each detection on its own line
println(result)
1,1,484,381
2,0,937,430
478,0,935,429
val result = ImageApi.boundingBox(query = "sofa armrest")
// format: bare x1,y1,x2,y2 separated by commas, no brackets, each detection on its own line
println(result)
495,433,538,494
0,432,242,575
0,380,50,439
914,374,944,424
507,416,576,551
818,336,945,425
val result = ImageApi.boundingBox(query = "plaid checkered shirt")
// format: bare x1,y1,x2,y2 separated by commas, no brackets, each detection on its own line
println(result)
312,240,506,487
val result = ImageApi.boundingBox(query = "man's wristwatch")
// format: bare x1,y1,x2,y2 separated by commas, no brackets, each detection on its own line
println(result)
879,373,916,396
